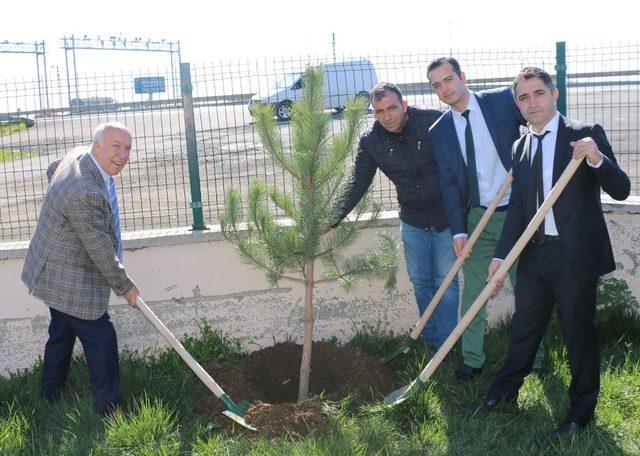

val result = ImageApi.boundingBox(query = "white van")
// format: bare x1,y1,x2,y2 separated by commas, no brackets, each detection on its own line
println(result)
248,59,378,121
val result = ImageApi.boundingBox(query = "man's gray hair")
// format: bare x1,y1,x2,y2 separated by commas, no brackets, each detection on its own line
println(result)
92,121,131,145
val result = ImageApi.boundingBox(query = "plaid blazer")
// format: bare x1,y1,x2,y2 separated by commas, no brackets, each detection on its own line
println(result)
21,147,133,320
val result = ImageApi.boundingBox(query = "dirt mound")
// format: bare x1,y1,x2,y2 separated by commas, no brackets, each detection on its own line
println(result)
244,401,328,439
193,342,397,437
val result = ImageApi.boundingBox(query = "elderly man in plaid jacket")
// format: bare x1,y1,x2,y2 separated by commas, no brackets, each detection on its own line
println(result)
22,121,139,415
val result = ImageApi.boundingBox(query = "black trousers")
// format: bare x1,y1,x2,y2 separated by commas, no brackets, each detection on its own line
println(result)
487,240,599,424
41,307,120,414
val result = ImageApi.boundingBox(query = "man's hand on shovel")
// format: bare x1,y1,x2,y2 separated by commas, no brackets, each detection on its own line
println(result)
487,259,506,295
453,236,470,258
124,282,140,307
571,137,603,165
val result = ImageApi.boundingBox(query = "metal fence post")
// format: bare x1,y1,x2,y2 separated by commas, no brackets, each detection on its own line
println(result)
180,62,207,230
555,41,567,116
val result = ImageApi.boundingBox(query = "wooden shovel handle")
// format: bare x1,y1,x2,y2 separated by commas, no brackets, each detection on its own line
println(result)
417,156,585,383
136,296,226,398
408,170,514,340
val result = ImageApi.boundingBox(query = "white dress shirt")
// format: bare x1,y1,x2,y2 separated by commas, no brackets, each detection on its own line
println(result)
89,150,112,186
529,112,561,236
451,92,511,209
530,111,603,236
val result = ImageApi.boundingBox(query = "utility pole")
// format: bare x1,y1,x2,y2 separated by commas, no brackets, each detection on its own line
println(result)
332,33,336,62
0,40,49,111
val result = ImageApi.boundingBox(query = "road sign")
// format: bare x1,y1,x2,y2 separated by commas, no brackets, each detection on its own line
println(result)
134,77,166,94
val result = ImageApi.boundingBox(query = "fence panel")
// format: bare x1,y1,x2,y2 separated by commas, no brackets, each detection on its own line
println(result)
0,42,637,243
565,42,639,189
0,66,190,241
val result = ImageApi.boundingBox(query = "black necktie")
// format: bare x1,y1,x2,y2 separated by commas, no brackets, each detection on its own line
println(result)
528,131,550,242
461,110,480,207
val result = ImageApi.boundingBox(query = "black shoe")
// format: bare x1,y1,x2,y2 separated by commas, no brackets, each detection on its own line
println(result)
456,393,516,414
441,350,458,365
455,364,483,382
549,419,590,438
41,389,62,403
482,393,517,409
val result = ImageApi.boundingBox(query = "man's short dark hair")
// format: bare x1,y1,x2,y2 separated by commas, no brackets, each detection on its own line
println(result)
370,82,403,104
513,67,555,94
427,57,462,77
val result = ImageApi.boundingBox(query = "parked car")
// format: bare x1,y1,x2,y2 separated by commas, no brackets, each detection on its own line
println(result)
248,59,378,121
0,114,35,128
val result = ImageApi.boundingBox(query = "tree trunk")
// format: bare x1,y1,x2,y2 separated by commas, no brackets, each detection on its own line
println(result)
298,259,315,402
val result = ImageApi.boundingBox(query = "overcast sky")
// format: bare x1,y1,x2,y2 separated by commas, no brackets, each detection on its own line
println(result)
2,0,637,77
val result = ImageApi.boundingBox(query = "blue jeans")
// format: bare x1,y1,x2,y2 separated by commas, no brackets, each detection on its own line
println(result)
401,221,459,348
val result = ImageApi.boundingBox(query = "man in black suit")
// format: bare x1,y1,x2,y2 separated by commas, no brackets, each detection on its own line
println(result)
484,67,630,437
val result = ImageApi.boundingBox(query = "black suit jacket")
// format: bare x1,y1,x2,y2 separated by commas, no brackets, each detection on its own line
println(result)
495,115,630,281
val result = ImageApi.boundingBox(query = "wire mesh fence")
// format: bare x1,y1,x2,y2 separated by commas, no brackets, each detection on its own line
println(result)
1,42,637,242
0,65,190,241
565,42,639,191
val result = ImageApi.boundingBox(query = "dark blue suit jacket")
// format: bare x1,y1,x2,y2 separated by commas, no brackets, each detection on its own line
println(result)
430,87,524,235
495,115,630,280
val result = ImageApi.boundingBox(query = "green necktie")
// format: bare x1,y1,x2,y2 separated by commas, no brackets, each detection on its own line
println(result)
461,109,480,207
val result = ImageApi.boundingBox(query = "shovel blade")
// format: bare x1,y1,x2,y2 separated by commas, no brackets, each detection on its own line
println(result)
381,335,419,363
222,410,258,431
383,378,423,405
380,343,411,363
218,394,257,431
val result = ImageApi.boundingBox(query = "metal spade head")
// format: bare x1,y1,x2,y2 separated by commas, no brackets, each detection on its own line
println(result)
219,394,257,431
383,377,425,405
222,410,258,431
380,339,414,363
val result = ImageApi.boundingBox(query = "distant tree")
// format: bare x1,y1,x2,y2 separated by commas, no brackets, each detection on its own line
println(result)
221,66,397,401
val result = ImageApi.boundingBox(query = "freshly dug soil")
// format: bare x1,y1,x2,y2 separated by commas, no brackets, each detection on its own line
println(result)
243,401,328,439
193,341,397,438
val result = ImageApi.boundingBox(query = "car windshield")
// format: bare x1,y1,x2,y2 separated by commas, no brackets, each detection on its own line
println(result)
270,73,303,90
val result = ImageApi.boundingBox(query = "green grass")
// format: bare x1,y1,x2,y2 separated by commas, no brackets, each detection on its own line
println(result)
0,148,30,162
1,279,639,455
0,122,27,136
0,122,30,162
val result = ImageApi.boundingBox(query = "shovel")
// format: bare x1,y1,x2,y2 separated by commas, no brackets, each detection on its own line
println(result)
381,171,513,363
384,156,585,405
135,296,257,430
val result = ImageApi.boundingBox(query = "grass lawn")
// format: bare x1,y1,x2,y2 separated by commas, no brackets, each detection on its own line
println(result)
1,279,639,455
0,122,27,137
0,148,30,162
0,122,30,162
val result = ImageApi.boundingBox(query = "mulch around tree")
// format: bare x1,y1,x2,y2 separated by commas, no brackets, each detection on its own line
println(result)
192,341,398,438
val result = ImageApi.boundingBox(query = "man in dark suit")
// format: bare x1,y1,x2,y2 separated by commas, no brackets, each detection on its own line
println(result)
22,122,140,415
485,67,630,436
427,57,543,381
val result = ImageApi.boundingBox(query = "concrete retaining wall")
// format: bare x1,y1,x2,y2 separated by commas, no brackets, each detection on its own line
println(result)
2,198,638,377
